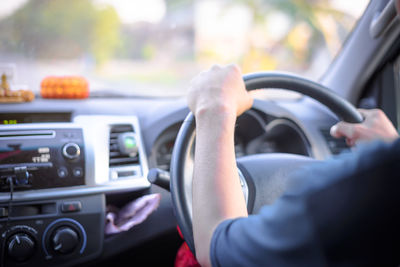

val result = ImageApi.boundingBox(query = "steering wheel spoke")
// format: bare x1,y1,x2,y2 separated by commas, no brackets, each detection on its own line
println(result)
237,153,317,214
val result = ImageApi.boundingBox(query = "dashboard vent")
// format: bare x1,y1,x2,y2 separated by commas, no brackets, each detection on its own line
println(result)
109,124,139,167
320,129,349,155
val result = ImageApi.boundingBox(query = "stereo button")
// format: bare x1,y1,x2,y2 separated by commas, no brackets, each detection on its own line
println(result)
0,207,8,217
72,167,83,177
57,167,68,178
61,201,82,213
62,143,81,160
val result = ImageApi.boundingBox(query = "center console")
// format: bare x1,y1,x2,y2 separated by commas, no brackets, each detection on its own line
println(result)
0,115,150,267
0,195,104,267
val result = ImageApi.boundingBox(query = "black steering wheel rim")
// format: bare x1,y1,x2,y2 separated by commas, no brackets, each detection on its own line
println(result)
170,71,363,254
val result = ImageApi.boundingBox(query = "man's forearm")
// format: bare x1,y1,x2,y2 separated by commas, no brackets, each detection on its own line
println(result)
193,111,248,266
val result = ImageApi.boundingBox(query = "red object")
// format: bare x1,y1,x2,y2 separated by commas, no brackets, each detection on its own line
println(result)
175,242,201,267
177,225,184,239
40,76,89,99
175,226,200,267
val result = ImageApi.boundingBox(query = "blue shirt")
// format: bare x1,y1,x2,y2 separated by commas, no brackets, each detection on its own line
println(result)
210,139,400,266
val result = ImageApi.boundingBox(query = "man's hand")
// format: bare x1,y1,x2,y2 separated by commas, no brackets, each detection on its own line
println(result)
188,64,252,267
330,108,399,146
188,64,253,120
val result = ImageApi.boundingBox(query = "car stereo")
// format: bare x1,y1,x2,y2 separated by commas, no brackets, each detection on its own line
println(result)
0,128,85,191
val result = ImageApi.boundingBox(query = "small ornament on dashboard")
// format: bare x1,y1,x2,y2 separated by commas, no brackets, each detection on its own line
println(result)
40,76,89,99
0,73,35,103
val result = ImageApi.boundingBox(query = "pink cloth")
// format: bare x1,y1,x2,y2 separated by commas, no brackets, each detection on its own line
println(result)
105,193,161,234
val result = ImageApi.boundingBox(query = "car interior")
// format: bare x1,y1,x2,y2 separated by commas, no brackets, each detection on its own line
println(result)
0,0,399,266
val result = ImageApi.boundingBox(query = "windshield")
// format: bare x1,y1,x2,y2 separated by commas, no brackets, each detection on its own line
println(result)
0,0,369,97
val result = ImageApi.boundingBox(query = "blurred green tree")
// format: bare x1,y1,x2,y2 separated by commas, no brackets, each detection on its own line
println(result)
0,0,121,65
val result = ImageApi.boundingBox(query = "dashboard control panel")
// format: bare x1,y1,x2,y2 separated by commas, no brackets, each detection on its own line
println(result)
0,116,150,266
0,128,85,191
0,194,104,267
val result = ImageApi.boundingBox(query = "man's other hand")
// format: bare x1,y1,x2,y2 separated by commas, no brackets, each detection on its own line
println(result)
330,108,399,146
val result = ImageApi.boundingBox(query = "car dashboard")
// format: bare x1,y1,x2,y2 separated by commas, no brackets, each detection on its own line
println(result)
0,96,349,266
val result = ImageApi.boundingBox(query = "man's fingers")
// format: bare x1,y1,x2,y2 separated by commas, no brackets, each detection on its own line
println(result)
346,138,356,147
330,121,356,139
330,125,341,138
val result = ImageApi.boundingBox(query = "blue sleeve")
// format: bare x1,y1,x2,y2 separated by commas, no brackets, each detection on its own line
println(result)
210,192,327,267
210,139,400,267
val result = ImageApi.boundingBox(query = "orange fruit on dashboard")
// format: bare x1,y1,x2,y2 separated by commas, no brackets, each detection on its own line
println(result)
40,76,89,99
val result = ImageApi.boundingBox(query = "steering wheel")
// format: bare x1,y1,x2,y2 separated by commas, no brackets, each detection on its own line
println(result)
170,72,363,254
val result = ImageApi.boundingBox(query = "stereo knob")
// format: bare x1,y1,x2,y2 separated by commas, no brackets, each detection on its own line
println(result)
52,226,79,254
62,143,81,160
7,233,35,262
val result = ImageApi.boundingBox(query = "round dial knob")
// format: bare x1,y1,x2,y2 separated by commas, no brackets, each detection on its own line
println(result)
7,233,35,262
62,143,81,160
51,226,79,254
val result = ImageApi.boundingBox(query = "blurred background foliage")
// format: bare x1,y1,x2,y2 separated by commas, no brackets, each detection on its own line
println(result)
0,0,367,95
0,0,120,64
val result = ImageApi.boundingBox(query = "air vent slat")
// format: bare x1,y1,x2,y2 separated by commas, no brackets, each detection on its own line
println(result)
109,158,138,165
109,143,119,150
109,151,120,157
110,125,134,133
